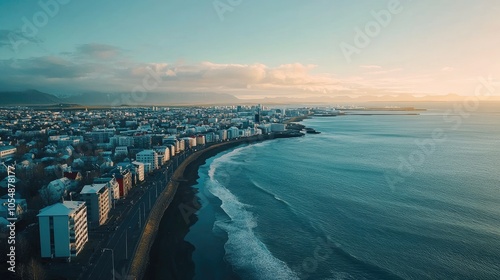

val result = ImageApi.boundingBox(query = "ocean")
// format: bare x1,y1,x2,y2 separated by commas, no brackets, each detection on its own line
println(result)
162,103,500,280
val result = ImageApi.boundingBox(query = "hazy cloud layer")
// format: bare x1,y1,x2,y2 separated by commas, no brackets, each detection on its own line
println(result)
75,43,123,60
0,44,471,98
0,29,42,50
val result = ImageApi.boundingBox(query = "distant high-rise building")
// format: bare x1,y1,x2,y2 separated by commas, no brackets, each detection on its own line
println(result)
254,114,260,124
255,104,262,124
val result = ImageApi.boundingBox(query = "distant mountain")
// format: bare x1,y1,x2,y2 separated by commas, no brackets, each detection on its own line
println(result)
60,92,240,105
0,89,63,105
0,90,240,106
1,90,498,106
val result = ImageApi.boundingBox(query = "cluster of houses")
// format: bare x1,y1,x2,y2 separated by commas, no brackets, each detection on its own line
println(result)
0,105,310,260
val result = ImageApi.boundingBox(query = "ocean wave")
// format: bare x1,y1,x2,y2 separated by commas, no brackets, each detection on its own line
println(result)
208,145,250,179
207,178,299,280
250,179,292,208
327,243,405,280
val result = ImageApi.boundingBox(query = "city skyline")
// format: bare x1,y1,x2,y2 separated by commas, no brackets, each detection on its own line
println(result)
1,0,500,101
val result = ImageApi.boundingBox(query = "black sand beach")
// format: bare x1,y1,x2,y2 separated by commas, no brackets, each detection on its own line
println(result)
132,132,303,279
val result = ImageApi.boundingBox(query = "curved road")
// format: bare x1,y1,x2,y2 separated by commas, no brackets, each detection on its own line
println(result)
81,151,189,280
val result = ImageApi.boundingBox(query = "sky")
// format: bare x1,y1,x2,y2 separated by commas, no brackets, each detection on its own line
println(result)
0,0,499,100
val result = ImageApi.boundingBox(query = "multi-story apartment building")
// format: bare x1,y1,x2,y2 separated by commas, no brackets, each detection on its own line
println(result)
114,146,129,156
153,146,170,165
110,168,132,198
38,201,88,259
132,161,145,182
93,177,120,207
80,184,110,228
136,150,158,173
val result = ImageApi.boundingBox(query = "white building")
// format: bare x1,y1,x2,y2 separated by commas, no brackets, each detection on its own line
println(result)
153,146,170,165
40,178,72,205
227,127,239,139
93,177,120,207
183,137,197,148
38,201,88,259
0,146,16,158
178,139,185,151
57,136,83,148
132,161,145,182
167,144,176,156
258,124,272,134
115,146,129,156
118,136,135,147
163,136,181,154
80,184,110,228
196,135,206,146
218,130,228,141
205,132,216,143
110,136,135,147
136,150,158,173
271,123,286,132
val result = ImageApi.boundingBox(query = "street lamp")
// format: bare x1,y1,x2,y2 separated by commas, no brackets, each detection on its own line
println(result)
138,202,146,228
102,248,114,280
148,189,151,210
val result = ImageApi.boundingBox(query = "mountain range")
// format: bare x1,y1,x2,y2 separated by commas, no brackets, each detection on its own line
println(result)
1,90,499,106
0,90,240,106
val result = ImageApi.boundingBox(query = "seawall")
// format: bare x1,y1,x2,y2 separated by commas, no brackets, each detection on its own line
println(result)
128,133,302,279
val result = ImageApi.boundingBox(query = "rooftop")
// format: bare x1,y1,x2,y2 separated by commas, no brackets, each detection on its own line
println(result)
38,201,85,217
0,146,16,151
80,184,107,194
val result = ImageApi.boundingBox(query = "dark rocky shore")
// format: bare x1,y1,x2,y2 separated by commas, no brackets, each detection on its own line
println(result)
131,132,303,279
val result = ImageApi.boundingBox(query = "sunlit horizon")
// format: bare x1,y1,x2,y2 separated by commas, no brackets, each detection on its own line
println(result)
1,0,500,101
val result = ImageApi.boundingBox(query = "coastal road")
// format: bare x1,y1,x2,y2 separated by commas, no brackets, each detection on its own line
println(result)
82,164,171,280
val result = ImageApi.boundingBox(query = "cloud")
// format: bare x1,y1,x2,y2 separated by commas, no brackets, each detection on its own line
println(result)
441,66,455,72
366,68,403,75
0,45,445,97
0,29,42,51
75,43,122,60
360,65,382,69
10,56,95,78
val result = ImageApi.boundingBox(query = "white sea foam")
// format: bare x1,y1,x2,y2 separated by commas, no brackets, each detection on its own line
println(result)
207,156,299,280
208,145,250,179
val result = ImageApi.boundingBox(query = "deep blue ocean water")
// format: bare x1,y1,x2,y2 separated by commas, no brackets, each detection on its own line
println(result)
185,104,500,280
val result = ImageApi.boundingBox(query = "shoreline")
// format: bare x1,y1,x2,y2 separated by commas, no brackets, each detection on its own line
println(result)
130,133,303,279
